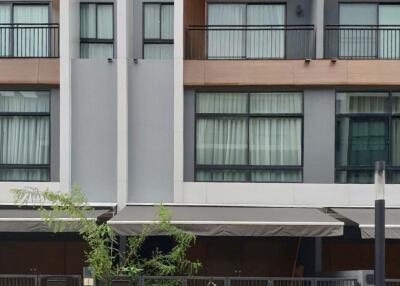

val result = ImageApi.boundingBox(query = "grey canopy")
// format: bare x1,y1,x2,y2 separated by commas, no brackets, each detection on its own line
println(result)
108,205,344,237
0,208,111,232
333,208,400,239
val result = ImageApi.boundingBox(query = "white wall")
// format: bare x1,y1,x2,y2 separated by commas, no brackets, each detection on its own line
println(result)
183,183,400,207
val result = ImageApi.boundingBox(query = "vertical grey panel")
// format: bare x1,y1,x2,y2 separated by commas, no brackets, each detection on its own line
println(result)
184,90,195,182
71,60,117,202
128,61,174,203
303,90,335,183
50,89,60,182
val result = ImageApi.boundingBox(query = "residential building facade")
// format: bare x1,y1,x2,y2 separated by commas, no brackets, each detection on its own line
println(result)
1,0,400,280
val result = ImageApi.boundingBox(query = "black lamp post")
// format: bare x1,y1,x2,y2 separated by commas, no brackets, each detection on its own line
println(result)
375,161,386,286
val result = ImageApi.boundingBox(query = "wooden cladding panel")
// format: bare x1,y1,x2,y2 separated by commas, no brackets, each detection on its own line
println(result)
187,237,299,277
184,60,400,87
0,59,59,85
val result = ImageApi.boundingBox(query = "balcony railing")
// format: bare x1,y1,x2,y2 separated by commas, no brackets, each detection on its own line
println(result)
186,25,315,60
0,23,59,58
325,25,400,59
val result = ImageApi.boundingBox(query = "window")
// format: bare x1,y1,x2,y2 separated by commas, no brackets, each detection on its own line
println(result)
0,91,50,182
339,4,400,59
80,3,114,59
0,4,49,57
195,92,303,183
336,92,400,183
143,3,174,59
207,4,285,59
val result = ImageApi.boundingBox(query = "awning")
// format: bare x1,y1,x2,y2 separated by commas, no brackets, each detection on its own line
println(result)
333,208,400,239
0,208,111,232
108,205,344,237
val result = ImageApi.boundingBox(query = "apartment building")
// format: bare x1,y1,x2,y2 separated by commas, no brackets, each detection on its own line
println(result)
1,0,400,280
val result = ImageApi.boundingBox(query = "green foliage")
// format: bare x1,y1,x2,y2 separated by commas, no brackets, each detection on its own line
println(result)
12,186,201,283
12,185,117,282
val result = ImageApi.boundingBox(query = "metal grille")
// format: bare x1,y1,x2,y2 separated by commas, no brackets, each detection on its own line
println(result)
325,25,400,59
0,23,59,58
0,275,80,286
186,25,315,60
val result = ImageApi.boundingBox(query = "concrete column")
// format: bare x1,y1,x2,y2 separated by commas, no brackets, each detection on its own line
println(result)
117,0,129,210
59,0,73,193
174,0,184,202
312,0,325,58
303,90,335,183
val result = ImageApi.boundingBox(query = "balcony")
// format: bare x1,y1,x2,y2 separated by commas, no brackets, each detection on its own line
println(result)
186,25,315,60
325,25,400,60
0,24,59,58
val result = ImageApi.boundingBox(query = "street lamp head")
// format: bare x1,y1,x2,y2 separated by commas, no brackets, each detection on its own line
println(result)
375,161,386,200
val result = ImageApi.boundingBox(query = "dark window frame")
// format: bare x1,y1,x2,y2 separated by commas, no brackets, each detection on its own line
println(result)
80,2,115,58
194,91,304,183
335,90,400,183
0,90,51,182
142,2,174,59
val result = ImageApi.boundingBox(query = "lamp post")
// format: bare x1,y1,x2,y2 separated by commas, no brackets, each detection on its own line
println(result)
375,161,385,286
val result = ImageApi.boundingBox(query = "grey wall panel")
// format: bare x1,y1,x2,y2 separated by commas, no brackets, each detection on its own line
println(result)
50,88,60,182
71,60,117,202
303,90,336,183
128,61,174,203
184,90,195,182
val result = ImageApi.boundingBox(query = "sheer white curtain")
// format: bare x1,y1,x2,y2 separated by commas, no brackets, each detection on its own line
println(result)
339,4,377,58
80,4,113,59
336,92,387,114
196,92,247,113
144,4,160,39
0,5,11,57
80,4,96,38
13,5,49,57
97,5,113,40
250,92,302,113
379,5,400,59
208,4,245,59
0,91,49,181
81,43,113,59
161,5,173,40
143,44,173,59
246,5,285,59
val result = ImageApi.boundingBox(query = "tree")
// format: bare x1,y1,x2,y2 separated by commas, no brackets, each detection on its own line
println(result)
12,185,201,284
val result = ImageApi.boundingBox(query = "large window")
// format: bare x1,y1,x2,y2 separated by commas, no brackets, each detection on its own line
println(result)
143,3,174,59
336,92,400,183
0,91,50,182
195,92,303,183
80,3,114,59
339,4,400,59
207,4,285,59
0,3,49,57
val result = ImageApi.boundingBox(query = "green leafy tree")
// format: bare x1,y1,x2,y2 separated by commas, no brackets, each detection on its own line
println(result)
12,185,201,284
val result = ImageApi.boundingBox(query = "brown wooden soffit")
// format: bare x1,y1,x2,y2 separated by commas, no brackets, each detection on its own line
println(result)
184,60,400,87
0,59,59,85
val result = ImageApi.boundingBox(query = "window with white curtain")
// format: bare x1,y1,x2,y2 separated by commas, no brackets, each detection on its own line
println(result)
0,91,50,182
339,4,400,59
207,4,285,59
0,4,49,57
143,3,174,59
195,92,303,183
80,3,114,59
336,92,400,184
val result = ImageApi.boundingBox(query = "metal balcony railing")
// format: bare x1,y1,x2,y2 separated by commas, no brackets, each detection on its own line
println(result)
325,25,400,59
186,25,315,60
0,23,59,58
